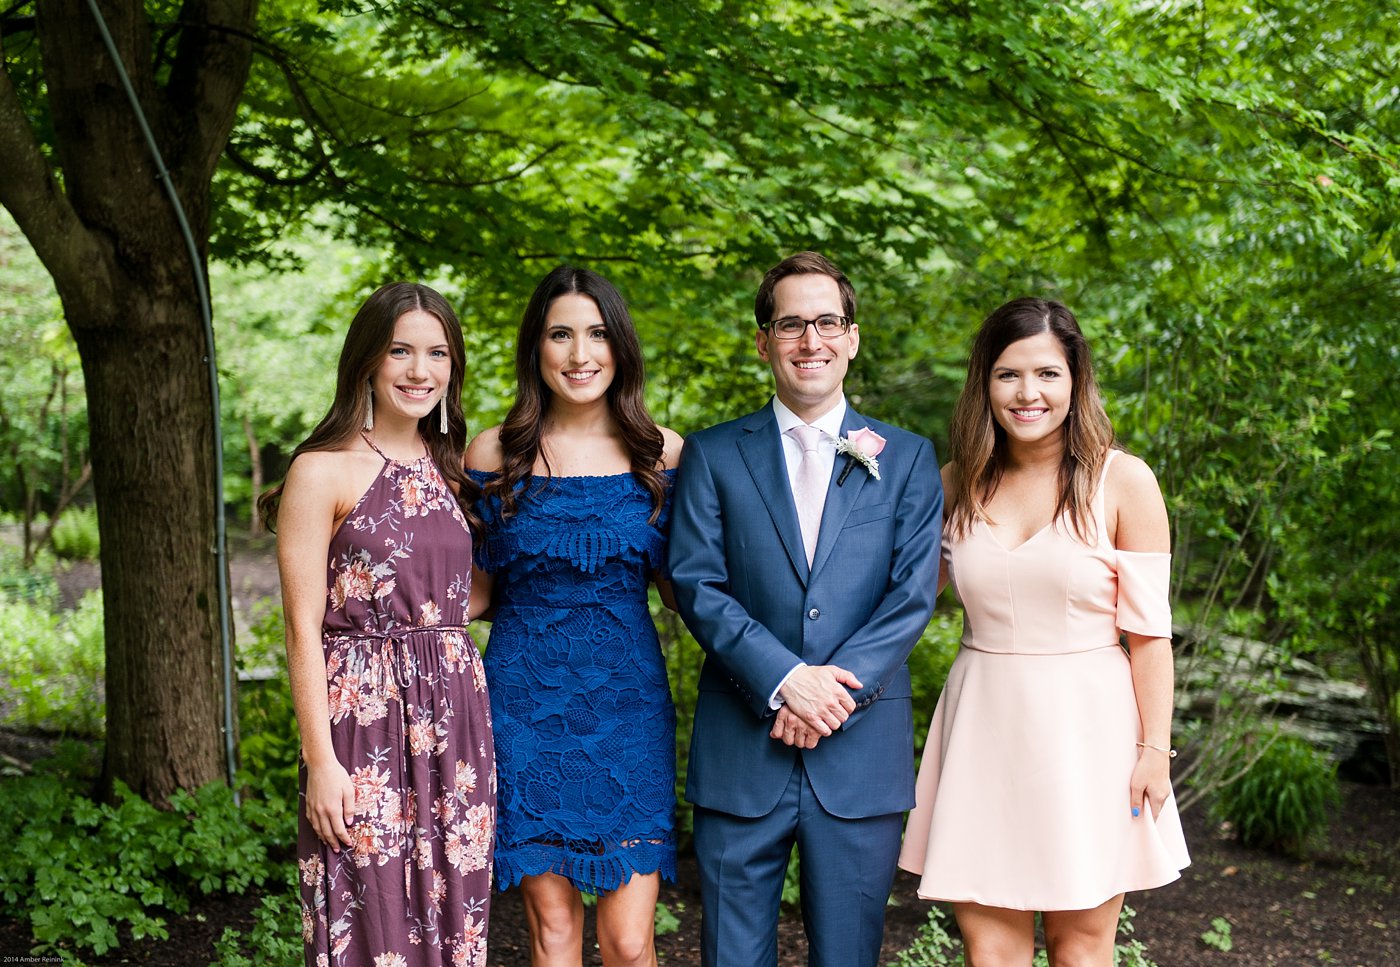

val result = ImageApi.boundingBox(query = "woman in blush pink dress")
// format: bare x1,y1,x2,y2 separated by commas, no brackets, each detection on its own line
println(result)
260,283,496,967
899,298,1188,966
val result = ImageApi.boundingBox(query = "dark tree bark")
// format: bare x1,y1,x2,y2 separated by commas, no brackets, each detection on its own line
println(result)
0,0,256,801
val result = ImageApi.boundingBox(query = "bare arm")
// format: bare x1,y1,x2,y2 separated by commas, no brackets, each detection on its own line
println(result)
1111,454,1176,820
653,426,686,613
277,451,365,850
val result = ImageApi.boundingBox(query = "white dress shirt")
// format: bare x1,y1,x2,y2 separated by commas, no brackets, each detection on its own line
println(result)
768,395,847,708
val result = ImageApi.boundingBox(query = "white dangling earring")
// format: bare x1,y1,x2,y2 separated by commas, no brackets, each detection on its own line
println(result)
363,383,374,431
438,392,449,434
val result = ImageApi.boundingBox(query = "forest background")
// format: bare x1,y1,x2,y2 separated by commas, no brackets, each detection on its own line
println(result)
0,0,1397,963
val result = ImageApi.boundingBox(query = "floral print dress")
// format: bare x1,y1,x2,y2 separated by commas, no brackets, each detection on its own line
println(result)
300,439,495,967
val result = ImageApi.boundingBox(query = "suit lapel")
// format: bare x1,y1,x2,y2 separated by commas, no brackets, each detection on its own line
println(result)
737,405,811,583
808,407,870,579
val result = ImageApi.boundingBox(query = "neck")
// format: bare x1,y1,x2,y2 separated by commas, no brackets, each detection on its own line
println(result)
1003,434,1065,474
365,417,424,459
544,397,615,435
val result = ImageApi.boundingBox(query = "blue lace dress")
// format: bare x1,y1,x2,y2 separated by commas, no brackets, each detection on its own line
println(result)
469,470,677,892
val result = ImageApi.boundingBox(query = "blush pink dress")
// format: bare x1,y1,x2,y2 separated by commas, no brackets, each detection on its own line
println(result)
899,450,1189,910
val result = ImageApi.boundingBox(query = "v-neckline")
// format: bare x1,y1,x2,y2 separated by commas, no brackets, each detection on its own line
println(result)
980,516,1057,553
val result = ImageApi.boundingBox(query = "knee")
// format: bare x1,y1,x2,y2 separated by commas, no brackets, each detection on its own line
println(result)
1044,929,1115,967
598,926,654,967
526,899,583,955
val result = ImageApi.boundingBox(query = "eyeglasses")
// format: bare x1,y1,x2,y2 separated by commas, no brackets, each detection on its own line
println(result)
760,314,851,340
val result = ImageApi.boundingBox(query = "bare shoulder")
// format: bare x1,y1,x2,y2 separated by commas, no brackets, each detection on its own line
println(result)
285,448,367,490
1105,450,1162,503
281,447,380,523
659,426,685,470
940,461,960,493
1105,450,1168,551
465,425,504,473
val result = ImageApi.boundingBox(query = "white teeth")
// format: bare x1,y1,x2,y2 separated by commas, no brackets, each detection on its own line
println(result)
565,371,597,381
795,361,825,369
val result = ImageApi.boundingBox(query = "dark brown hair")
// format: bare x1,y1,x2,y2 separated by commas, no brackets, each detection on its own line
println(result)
753,251,857,328
491,266,667,522
257,282,483,535
946,297,1115,543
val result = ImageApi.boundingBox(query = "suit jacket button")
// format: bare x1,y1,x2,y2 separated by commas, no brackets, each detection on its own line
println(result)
807,608,820,620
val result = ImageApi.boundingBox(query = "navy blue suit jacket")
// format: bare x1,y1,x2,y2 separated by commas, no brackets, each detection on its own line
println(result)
669,402,942,819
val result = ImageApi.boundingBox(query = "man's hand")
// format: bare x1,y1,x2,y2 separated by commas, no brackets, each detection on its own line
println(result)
778,664,863,735
769,705,821,749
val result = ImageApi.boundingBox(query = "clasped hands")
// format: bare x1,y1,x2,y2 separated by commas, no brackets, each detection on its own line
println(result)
769,664,863,749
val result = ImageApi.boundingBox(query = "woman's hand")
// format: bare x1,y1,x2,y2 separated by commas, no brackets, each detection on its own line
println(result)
1129,747,1173,820
304,760,358,851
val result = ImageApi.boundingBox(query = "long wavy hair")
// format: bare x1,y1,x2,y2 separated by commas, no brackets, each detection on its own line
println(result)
946,297,1115,544
491,265,667,522
257,282,483,536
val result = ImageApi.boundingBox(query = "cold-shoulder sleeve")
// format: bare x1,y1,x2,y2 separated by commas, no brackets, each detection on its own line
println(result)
1116,549,1172,638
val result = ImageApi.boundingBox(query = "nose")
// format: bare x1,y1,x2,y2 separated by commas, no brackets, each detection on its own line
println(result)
1016,377,1039,401
570,340,591,364
798,322,824,351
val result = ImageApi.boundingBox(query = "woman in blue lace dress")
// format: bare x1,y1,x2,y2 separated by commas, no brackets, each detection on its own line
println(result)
466,266,682,967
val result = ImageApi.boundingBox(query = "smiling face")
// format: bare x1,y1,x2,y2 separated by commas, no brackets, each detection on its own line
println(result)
987,330,1073,450
370,308,452,428
538,293,615,408
756,273,859,422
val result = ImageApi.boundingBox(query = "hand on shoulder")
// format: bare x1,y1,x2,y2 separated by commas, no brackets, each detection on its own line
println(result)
464,425,504,473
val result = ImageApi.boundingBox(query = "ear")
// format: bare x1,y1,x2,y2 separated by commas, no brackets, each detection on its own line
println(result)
755,328,771,362
847,323,860,359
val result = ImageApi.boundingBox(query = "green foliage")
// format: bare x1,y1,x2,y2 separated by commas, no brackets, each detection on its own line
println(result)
653,899,682,937
0,588,105,735
909,612,963,758
1200,916,1234,953
209,870,301,967
0,213,88,550
0,765,287,959
1212,736,1341,857
50,504,100,561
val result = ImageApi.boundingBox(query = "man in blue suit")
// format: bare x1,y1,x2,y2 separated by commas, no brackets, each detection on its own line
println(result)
669,252,943,966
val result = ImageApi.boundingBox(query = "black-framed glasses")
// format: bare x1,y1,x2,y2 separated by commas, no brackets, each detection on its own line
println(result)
761,314,851,340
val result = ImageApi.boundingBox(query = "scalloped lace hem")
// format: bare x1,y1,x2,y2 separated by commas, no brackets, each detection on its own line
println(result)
495,839,678,894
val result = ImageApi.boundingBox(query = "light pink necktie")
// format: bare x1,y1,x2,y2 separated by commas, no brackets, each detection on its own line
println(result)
788,424,826,566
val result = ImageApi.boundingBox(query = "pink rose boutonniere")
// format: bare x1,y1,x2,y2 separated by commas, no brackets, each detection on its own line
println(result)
835,427,887,485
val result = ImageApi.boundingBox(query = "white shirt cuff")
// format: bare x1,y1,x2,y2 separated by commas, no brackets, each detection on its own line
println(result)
768,662,806,710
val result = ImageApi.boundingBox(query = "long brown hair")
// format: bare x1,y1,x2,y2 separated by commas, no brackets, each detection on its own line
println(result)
257,282,483,536
946,297,1115,543
492,265,667,522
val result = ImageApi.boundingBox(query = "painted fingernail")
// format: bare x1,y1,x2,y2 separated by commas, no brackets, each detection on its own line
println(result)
1132,807,1140,817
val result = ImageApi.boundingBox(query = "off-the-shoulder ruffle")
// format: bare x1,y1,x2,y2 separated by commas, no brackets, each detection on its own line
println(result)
468,469,672,575
1116,549,1172,639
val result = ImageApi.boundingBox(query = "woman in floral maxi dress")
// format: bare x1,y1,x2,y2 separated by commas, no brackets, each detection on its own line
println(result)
259,282,496,967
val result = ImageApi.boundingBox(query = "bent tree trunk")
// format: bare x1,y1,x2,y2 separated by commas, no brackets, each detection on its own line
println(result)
0,0,256,801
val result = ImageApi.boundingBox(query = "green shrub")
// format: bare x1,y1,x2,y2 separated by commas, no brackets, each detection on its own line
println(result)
51,505,100,560
0,764,287,960
0,588,105,735
1212,735,1340,857
209,871,301,967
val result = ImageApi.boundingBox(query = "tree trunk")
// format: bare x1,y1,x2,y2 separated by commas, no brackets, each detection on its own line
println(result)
71,283,228,800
